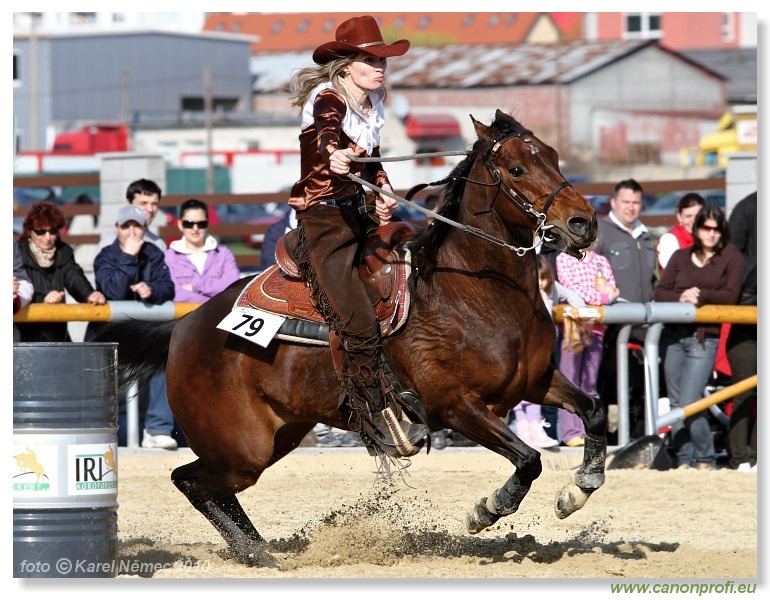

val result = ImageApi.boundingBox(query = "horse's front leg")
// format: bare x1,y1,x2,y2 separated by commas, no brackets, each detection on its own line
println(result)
538,366,607,518
441,401,543,535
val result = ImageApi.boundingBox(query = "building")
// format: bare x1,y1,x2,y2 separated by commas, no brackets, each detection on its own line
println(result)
13,30,255,152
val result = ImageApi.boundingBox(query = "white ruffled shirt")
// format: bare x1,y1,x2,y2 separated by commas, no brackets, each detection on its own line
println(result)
300,82,386,155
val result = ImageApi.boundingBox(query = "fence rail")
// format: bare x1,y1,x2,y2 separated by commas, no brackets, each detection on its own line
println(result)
14,301,755,448
13,174,726,267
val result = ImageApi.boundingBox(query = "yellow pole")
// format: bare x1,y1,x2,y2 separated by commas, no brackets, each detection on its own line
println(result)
681,374,757,419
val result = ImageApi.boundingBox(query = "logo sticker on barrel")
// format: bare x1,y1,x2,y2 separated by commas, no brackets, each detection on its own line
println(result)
13,445,56,495
217,306,285,347
68,444,118,494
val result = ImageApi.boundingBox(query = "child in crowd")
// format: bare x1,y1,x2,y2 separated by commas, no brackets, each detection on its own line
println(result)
510,255,584,448
555,239,619,446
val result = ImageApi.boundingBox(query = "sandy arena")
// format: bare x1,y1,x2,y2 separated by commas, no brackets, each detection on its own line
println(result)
113,445,758,581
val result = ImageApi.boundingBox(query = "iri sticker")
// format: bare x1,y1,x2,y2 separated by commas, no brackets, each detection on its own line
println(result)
68,444,118,494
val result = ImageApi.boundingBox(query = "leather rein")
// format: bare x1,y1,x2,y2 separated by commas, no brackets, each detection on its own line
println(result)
348,131,572,256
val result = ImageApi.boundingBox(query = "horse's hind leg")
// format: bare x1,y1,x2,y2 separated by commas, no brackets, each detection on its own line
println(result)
539,367,607,519
171,459,280,569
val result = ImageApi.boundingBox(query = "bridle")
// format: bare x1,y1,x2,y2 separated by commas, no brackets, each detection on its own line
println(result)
347,130,574,256
480,129,572,228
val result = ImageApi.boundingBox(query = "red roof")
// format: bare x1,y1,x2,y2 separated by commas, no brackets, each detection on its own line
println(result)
203,12,584,53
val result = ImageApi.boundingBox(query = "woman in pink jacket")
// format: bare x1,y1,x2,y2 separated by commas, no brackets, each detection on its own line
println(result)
164,199,240,303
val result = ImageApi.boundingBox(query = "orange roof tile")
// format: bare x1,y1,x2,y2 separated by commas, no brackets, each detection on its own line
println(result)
203,12,580,53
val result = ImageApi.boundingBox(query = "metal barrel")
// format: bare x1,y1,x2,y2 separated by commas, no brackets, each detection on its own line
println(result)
13,343,119,578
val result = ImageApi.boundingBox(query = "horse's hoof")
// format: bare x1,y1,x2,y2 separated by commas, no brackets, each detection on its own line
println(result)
466,497,500,534
234,543,282,569
554,483,591,519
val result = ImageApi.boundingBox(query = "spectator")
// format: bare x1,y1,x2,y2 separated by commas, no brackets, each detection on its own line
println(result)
15,201,106,342
593,178,657,439
653,206,744,470
99,178,167,251
259,208,297,273
656,192,706,274
556,237,619,447
594,178,656,305
726,263,757,472
97,180,173,449
88,204,176,449
511,255,583,448
13,242,34,314
13,243,34,342
728,191,756,276
165,198,240,302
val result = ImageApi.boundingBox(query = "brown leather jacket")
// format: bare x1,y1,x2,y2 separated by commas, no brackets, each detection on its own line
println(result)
289,87,390,212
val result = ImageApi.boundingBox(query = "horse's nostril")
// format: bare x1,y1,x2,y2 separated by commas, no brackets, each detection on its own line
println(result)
568,216,591,237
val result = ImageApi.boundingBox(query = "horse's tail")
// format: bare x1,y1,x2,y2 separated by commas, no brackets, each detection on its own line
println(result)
92,319,176,395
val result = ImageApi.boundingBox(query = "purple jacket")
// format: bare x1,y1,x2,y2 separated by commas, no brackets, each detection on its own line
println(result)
164,238,241,303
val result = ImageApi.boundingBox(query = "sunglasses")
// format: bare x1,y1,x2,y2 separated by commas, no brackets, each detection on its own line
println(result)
182,220,208,229
32,227,59,236
698,225,721,234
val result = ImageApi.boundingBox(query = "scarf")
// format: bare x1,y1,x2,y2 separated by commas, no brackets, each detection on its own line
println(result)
28,240,56,269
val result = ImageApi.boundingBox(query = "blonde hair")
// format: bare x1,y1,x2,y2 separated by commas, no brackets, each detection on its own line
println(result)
289,54,389,113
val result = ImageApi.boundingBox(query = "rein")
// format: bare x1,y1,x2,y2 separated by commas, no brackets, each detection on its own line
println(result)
348,136,570,256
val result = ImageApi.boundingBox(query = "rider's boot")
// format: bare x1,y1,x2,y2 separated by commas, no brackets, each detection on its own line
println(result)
354,385,429,458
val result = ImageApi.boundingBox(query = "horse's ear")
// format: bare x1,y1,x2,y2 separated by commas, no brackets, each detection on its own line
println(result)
495,108,512,123
471,114,492,141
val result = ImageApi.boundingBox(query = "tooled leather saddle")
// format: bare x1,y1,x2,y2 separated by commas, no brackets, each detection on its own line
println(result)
234,221,414,355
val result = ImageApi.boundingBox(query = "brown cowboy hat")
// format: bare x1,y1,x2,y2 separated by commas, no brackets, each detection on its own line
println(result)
312,15,410,65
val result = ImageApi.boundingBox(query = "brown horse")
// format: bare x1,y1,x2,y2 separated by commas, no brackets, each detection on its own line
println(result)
98,109,605,567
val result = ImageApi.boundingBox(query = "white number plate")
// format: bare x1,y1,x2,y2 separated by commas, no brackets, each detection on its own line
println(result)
216,307,285,347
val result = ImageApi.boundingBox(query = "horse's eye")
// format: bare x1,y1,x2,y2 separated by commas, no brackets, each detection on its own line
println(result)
508,165,525,178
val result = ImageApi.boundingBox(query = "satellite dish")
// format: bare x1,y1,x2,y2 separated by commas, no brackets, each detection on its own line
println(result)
392,95,410,121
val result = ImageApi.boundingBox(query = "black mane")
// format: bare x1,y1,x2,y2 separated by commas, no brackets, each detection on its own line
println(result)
406,112,528,284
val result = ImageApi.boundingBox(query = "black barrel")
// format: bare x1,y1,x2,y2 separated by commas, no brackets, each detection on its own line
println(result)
13,343,119,578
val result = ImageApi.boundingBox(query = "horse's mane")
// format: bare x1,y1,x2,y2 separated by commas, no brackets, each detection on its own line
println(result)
407,112,528,284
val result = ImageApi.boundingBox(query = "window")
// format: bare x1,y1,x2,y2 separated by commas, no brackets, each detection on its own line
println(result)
393,16,405,29
13,49,21,88
417,16,431,30
72,13,97,24
297,19,309,33
462,14,475,28
270,20,283,35
722,13,735,42
624,12,662,39
488,14,500,27
181,97,239,113
323,19,335,32
231,22,241,33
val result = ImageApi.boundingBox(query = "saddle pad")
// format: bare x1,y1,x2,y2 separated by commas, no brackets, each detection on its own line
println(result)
233,248,412,345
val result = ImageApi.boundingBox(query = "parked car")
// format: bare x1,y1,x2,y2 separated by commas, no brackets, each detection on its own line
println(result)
644,189,726,215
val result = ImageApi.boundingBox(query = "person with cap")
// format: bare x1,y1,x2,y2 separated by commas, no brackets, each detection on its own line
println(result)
287,15,429,460
88,204,177,448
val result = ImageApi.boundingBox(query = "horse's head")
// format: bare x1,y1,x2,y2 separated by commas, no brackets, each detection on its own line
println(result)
470,109,596,257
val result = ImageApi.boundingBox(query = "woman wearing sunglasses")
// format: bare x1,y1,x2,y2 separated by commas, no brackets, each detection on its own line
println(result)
15,200,106,341
654,205,744,470
164,199,240,303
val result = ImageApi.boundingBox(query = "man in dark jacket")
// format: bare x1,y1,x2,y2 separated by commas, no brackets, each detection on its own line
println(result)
93,205,174,303
89,204,176,449
592,179,657,440
594,179,657,305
